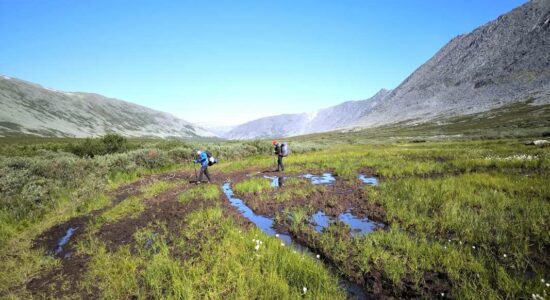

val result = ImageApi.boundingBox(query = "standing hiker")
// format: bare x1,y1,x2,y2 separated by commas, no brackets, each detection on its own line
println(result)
194,150,213,183
272,140,289,172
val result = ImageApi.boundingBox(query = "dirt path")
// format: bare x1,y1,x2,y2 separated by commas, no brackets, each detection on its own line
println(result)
26,168,257,298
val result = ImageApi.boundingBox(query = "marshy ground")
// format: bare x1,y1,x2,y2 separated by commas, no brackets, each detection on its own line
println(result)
1,139,549,299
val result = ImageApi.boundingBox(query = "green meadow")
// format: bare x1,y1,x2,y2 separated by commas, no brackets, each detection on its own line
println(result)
0,127,549,298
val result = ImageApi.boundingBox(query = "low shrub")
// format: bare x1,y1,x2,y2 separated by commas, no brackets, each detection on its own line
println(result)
130,149,170,169
68,133,128,158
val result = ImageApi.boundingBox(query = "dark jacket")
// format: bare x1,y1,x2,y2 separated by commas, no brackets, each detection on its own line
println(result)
274,144,281,156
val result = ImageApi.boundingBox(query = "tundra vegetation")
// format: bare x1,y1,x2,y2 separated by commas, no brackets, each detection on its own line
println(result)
0,128,549,299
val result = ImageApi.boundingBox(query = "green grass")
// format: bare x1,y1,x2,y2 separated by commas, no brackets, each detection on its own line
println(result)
279,139,549,298
1,133,549,298
178,184,220,204
234,177,319,205
78,207,345,299
234,177,272,194
273,179,319,203
100,196,145,223
0,193,112,296
140,180,184,198
107,164,186,189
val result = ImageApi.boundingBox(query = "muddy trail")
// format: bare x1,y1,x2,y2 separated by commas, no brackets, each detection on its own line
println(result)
26,167,446,299
31,170,194,258
28,169,197,298
26,168,257,297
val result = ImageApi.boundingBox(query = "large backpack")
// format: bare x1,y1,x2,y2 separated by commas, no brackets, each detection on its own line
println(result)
205,150,217,166
280,143,290,157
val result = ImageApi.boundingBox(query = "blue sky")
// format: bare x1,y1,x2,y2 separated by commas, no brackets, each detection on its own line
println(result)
0,0,527,126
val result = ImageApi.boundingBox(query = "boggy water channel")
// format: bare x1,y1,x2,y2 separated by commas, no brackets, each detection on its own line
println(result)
264,173,382,235
222,183,303,249
53,227,78,258
223,173,382,298
253,173,382,236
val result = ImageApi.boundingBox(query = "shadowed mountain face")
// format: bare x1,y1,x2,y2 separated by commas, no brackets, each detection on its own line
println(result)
226,0,550,140
356,0,550,127
0,76,215,138
223,89,391,140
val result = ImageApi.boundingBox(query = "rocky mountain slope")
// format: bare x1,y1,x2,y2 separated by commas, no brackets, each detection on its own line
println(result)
223,89,390,139
226,0,549,139
0,76,215,138
356,0,550,127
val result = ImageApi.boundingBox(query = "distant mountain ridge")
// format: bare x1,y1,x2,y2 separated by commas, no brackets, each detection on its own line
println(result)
0,75,215,138
225,0,550,140
355,0,550,128
223,89,391,139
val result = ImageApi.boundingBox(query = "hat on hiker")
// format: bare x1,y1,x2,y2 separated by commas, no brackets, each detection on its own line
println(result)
272,140,277,145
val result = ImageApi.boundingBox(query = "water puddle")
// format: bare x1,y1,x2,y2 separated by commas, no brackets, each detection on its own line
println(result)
311,210,382,236
222,183,302,249
311,211,332,232
263,176,285,188
54,227,77,258
302,173,336,185
265,172,377,188
223,182,366,298
359,174,379,186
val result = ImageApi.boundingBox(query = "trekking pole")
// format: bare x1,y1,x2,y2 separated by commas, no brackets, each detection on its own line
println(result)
193,161,198,182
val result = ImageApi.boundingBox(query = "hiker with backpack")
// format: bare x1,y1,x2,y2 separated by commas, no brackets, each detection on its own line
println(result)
272,140,289,172
193,150,217,183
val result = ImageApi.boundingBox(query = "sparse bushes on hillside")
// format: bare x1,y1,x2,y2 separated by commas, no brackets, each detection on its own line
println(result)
102,133,127,152
0,147,176,243
167,147,195,163
130,149,170,169
0,155,91,223
68,133,128,158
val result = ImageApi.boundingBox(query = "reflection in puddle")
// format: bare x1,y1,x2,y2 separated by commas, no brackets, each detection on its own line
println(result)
54,227,77,257
264,176,285,188
358,174,379,186
263,172,378,187
311,210,382,236
338,212,381,235
311,211,332,232
303,173,336,185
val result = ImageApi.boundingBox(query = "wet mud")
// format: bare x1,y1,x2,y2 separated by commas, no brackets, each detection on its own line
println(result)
236,172,387,224
291,224,452,299
26,254,97,299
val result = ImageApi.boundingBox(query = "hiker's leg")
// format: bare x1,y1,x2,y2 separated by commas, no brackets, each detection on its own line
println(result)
278,156,284,171
198,166,205,182
204,166,212,182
